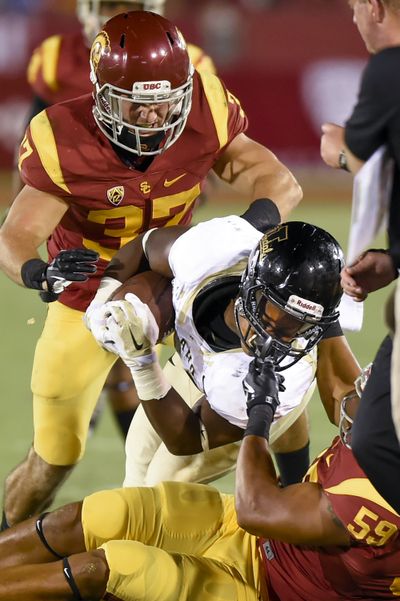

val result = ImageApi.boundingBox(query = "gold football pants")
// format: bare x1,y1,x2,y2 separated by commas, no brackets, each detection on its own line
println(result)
82,481,265,601
31,302,116,465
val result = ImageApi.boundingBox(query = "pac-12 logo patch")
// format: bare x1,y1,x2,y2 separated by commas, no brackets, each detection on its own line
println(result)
106,186,125,206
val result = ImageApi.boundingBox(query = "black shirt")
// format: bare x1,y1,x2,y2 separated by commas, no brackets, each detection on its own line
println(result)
345,46,400,269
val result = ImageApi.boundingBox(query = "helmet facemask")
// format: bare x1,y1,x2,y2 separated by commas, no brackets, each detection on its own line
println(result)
339,392,359,449
234,282,328,371
91,74,193,155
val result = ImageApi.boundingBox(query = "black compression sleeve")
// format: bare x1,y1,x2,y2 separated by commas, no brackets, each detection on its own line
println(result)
244,403,275,439
322,320,343,340
240,198,281,233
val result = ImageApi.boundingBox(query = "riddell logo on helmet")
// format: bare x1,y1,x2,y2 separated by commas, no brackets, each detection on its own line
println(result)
287,295,324,319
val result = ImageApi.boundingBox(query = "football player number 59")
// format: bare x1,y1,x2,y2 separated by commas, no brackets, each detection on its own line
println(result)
347,505,397,546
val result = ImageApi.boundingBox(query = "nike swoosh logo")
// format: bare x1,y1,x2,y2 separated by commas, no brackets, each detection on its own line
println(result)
163,173,186,187
130,330,143,351
64,567,70,578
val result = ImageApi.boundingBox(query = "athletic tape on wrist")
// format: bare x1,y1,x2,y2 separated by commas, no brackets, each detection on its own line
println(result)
129,361,171,400
93,276,122,304
244,403,275,440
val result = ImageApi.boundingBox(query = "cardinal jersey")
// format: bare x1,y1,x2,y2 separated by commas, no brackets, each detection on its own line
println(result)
167,215,318,434
18,71,246,311
261,437,400,600
27,30,216,106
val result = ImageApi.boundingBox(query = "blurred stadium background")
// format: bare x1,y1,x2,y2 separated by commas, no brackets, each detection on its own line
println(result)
0,0,391,505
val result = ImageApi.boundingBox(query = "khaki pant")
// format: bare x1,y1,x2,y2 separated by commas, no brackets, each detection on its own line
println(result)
391,281,400,442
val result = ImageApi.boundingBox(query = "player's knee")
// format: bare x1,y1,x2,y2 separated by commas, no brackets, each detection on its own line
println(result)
82,490,131,545
35,426,84,465
40,502,85,557
66,551,109,600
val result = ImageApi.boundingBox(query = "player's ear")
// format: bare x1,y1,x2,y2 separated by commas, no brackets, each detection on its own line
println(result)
370,0,385,23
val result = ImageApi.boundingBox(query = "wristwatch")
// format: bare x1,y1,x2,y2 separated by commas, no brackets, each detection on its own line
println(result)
338,149,350,172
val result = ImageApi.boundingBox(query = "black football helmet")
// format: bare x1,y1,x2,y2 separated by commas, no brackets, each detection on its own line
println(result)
234,222,345,370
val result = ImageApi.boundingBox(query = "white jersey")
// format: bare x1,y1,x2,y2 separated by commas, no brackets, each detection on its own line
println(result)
168,215,317,430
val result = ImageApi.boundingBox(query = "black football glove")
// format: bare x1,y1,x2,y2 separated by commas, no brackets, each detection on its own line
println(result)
243,357,283,416
21,249,99,303
243,357,285,440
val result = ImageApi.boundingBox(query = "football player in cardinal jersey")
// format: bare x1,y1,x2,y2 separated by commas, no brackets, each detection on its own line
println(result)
0,364,398,601
85,219,360,487
0,10,302,528
15,1,217,443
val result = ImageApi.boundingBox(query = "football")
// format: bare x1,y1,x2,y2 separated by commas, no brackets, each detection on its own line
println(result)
112,271,174,343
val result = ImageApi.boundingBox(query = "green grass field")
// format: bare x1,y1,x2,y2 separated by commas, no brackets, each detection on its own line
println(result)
0,193,391,507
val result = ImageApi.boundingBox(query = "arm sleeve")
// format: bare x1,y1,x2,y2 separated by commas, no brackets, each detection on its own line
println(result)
321,320,343,340
240,198,280,233
345,49,400,160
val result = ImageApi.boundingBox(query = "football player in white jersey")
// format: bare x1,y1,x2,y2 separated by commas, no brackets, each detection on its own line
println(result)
86,209,360,486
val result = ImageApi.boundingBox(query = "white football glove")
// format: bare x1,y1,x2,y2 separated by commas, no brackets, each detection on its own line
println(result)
103,297,170,401
101,294,160,360
84,276,122,340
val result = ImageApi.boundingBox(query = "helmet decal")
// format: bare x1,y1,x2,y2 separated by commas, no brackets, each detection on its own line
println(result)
259,224,289,258
90,30,111,74
286,295,324,320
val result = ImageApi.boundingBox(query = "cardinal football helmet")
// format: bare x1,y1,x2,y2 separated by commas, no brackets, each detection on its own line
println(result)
235,222,344,370
90,11,193,155
77,1,166,43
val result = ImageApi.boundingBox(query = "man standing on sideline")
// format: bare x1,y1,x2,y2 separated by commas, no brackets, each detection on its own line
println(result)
0,11,302,529
320,0,400,512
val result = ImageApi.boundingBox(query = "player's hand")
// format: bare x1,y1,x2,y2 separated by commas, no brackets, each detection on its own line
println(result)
243,358,283,416
40,249,99,302
87,294,159,359
320,123,345,168
341,249,397,302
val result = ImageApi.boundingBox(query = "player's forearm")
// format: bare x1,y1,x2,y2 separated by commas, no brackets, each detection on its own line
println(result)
235,436,281,533
250,167,302,222
316,336,361,425
226,161,302,222
104,234,148,283
142,391,204,455
0,230,42,286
